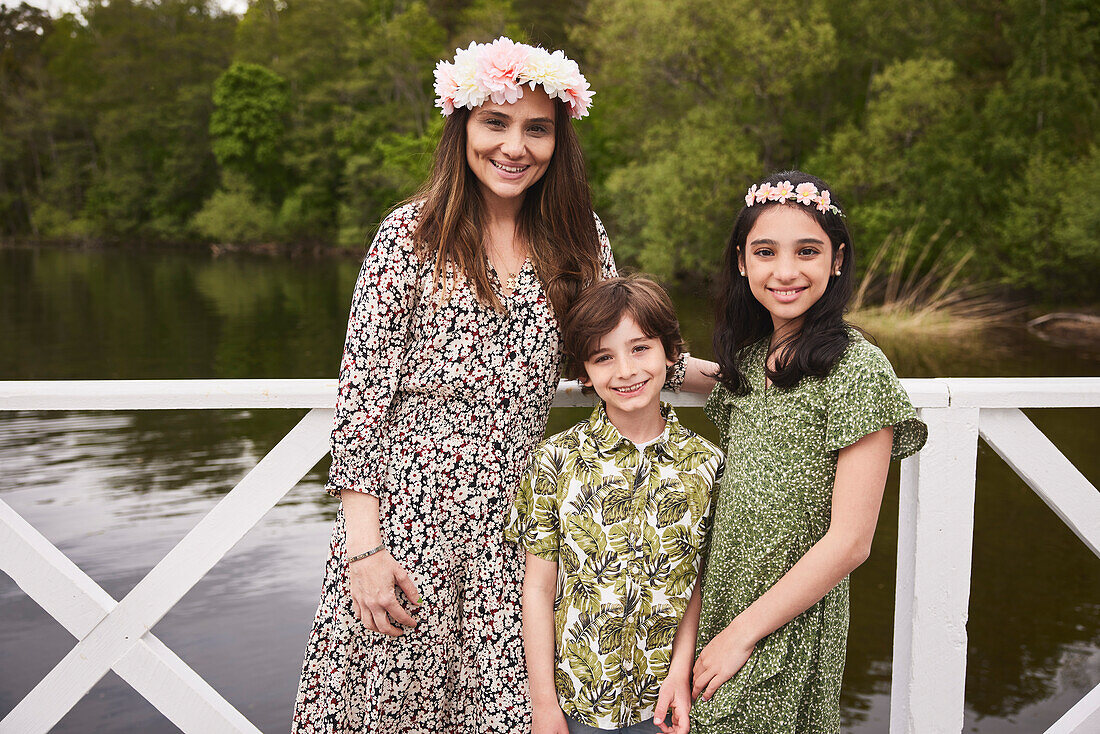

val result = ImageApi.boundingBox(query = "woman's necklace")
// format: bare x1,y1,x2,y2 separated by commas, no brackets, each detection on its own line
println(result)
487,237,524,293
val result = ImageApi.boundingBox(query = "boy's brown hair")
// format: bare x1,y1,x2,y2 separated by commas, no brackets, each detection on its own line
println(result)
561,275,686,383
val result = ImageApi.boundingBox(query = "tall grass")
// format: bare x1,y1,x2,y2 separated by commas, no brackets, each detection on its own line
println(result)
848,220,1013,338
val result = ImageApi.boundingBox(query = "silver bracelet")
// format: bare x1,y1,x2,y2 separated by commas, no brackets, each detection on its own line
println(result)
347,543,386,565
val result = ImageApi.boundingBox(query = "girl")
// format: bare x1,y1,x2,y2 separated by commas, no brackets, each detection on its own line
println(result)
292,38,715,734
691,171,928,732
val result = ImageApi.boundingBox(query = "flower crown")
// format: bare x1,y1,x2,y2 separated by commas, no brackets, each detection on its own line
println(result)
745,181,844,217
433,37,594,120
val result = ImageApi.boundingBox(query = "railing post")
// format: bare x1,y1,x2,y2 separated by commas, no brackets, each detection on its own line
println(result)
891,406,979,734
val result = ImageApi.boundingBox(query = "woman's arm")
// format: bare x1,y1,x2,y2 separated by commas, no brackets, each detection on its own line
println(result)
681,356,719,394
524,552,569,734
332,207,422,636
342,489,420,635
691,426,894,700
655,576,704,734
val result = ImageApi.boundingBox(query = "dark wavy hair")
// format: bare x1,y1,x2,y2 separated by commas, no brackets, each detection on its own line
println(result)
713,171,854,395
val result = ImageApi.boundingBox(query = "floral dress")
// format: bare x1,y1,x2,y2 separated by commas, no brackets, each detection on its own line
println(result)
693,331,927,734
291,203,669,733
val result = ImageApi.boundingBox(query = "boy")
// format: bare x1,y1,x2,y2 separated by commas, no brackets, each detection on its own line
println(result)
506,276,724,734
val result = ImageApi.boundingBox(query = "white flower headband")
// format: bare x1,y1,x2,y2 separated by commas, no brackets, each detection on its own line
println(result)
745,180,844,217
433,37,594,120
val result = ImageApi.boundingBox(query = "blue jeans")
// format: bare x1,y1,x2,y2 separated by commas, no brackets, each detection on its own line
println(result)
565,714,657,734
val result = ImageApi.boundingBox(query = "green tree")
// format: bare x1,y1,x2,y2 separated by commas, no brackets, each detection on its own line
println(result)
576,0,838,279
209,62,290,203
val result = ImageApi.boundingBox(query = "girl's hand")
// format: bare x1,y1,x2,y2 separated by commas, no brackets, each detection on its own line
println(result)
531,701,569,734
348,551,420,636
691,626,755,702
654,674,691,734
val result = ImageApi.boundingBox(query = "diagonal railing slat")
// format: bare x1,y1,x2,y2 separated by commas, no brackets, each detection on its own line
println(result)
1046,680,1100,734
1,407,333,734
0,499,117,637
0,499,261,733
979,408,1100,559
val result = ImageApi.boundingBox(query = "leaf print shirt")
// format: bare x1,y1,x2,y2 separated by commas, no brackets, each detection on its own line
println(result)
506,402,724,729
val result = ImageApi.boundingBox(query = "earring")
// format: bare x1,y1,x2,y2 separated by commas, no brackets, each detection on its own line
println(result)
834,269,842,276
739,270,746,276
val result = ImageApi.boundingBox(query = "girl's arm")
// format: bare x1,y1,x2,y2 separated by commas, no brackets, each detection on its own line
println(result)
691,426,894,701
524,552,569,734
655,576,704,734
681,356,719,394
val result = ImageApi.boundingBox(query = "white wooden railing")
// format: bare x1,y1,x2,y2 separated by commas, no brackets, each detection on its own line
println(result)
1,378,1098,734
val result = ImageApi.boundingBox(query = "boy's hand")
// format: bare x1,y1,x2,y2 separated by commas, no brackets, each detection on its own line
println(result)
531,701,569,734
654,675,691,734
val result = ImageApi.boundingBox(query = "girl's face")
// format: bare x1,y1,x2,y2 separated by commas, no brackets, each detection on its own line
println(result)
739,205,843,335
465,89,556,211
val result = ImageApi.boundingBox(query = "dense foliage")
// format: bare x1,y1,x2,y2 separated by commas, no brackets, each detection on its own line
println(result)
1,0,1098,298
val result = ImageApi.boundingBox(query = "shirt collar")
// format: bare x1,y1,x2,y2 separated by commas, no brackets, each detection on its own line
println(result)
586,400,683,453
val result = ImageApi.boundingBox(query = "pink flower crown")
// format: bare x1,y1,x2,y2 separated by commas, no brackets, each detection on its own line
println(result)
433,37,594,119
745,181,844,217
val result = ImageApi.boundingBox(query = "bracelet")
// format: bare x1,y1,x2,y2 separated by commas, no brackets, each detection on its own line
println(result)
347,543,386,565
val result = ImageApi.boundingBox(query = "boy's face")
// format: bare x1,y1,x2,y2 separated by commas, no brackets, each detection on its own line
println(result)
581,314,673,423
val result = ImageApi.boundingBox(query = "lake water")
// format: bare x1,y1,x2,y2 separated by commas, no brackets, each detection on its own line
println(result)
1,246,1097,732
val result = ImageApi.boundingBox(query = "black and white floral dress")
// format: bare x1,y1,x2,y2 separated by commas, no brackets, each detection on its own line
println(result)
292,203,640,733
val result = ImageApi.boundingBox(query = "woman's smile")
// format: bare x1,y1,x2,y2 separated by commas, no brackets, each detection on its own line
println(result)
489,159,532,178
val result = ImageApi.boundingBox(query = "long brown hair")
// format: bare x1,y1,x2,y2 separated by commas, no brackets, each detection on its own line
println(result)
410,98,603,319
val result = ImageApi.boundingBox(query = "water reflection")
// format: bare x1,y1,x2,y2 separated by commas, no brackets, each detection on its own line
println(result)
0,247,1096,732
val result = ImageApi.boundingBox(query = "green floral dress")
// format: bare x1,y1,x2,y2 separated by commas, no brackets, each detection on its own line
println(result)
694,331,927,733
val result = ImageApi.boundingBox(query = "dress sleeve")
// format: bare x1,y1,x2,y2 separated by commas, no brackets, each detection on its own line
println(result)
704,384,735,449
664,352,689,392
324,207,421,498
505,442,563,561
594,212,617,278
824,340,928,460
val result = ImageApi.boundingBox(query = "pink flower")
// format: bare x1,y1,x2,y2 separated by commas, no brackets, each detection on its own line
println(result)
814,189,832,212
563,77,594,118
433,60,457,115
476,37,531,105
771,180,794,201
795,182,818,205
755,183,774,203
746,185,758,207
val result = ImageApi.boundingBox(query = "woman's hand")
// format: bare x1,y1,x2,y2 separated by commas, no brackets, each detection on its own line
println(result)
531,701,569,734
348,551,420,636
691,625,755,702
654,673,691,734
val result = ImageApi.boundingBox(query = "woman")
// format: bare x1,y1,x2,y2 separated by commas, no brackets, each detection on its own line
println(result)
292,38,714,734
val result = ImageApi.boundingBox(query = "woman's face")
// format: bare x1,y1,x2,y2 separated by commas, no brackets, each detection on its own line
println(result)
465,88,556,210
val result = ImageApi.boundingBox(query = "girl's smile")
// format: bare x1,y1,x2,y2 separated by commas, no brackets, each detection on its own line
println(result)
768,286,809,303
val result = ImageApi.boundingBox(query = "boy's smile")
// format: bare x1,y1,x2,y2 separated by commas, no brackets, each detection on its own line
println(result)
582,314,673,442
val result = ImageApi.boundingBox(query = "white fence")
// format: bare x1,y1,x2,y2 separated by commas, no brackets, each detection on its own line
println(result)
1,377,1098,734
